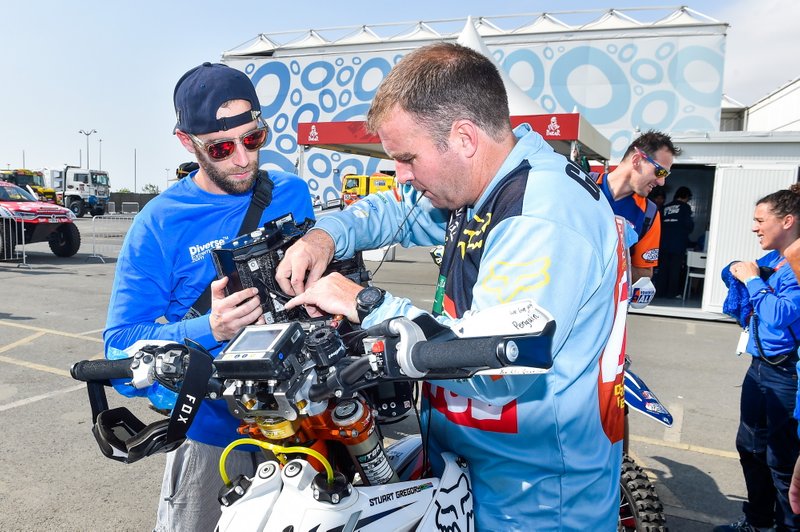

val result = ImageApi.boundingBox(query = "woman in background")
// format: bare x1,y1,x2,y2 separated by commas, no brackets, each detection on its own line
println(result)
717,184,800,532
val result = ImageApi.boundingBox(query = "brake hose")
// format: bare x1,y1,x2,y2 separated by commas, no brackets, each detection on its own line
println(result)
219,438,335,486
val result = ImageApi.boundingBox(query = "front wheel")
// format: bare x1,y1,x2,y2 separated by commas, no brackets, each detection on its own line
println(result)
48,223,81,257
618,454,667,532
69,199,85,218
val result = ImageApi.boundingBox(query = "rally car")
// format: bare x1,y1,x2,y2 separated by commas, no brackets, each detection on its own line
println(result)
0,180,81,258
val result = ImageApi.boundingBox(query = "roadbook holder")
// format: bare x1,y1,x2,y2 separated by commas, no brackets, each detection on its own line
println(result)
211,213,371,324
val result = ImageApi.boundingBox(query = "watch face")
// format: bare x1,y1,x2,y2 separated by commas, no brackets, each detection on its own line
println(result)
359,287,384,307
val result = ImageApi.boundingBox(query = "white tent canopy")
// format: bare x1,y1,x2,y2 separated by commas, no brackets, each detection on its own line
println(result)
456,16,545,115
222,7,723,57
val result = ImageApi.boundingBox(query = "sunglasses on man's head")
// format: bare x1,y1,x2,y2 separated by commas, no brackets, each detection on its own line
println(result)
636,148,670,179
189,125,268,161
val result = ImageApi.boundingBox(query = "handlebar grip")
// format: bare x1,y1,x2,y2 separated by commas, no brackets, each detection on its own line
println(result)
409,336,515,373
71,358,133,382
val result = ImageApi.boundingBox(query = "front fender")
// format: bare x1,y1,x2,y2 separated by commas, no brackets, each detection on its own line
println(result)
624,369,673,427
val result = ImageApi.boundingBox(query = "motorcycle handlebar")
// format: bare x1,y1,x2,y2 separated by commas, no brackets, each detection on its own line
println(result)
409,335,517,373
71,358,133,382
307,335,523,402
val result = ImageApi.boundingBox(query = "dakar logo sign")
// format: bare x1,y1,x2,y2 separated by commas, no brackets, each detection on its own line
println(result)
546,116,561,136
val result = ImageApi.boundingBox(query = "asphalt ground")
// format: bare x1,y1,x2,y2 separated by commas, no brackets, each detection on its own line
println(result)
0,215,752,531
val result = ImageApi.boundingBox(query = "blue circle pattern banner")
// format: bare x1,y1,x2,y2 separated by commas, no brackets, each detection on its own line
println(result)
241,35,723,203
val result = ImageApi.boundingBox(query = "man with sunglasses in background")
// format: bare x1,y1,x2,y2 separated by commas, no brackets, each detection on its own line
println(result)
104,62,313,532
593,130,680,282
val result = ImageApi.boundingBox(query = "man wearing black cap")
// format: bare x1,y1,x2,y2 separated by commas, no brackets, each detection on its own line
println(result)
103,62,314,531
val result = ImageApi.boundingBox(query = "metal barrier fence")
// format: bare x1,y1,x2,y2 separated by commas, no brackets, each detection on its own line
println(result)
86,214,136,263
0,215,30,268
121,202,140,214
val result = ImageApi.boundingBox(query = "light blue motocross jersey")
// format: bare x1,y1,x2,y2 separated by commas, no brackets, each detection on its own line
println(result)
314,124,626,530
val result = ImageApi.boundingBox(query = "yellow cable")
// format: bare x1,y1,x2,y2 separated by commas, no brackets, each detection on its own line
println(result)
219,438,335,486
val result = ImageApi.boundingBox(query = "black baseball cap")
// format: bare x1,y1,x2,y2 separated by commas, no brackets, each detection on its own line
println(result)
173,62,261,135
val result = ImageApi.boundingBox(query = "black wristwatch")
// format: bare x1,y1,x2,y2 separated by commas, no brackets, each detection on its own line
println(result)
356,286,385,322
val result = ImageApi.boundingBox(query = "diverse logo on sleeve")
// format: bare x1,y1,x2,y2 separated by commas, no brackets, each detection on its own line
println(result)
188,238,227,262
565,160,601,201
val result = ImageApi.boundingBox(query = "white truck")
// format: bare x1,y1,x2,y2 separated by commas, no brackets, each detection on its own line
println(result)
47,166,110,217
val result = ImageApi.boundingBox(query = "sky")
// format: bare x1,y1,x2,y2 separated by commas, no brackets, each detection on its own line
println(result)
1,0,798,193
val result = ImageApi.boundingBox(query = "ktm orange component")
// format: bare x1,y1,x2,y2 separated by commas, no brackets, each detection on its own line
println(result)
236,397,377,473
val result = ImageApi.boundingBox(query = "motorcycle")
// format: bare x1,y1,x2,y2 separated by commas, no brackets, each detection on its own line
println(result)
72,303,555,531
73,215,666,530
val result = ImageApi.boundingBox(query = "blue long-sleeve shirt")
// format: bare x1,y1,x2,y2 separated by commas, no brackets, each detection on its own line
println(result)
104,170,313,447
744,250,800,358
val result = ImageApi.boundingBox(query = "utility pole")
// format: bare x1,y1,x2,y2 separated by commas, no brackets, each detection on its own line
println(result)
79,129,97,168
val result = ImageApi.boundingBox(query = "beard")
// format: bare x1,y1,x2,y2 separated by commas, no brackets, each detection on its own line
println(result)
195,148,258,195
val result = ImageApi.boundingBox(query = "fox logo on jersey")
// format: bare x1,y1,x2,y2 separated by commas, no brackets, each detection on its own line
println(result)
435,473,474,532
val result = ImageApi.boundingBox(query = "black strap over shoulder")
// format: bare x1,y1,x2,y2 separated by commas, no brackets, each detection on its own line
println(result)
183,171,274,320
641,198,658,239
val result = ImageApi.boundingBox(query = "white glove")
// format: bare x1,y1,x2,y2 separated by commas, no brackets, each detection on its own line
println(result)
629,277,656,309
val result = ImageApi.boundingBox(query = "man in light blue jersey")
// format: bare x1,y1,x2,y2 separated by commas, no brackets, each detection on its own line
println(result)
276,43,625,530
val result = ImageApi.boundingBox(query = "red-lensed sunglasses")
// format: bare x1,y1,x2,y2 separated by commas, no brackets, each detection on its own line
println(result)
189,125,268,161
